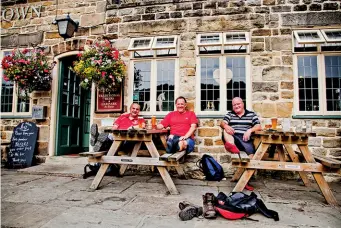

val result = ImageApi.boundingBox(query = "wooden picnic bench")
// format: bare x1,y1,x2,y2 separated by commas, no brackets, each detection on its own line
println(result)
80,129,186,195
231,130,340,206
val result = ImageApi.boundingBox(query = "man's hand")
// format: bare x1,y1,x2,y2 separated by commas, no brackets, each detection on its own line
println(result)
243,129,252,141
179,136,187,141
224,125,235,135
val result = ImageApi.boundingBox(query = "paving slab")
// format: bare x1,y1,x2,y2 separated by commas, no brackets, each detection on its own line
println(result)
1,202,66,228
1,168,340,228
40,207,144,228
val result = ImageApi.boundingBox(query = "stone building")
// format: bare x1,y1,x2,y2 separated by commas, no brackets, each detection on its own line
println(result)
1,0,340,175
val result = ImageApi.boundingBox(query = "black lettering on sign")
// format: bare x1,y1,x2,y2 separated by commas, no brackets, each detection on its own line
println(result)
7,122,38,169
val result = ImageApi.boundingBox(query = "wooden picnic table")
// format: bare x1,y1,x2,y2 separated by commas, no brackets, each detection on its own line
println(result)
231,130,339,206
84,128,185,195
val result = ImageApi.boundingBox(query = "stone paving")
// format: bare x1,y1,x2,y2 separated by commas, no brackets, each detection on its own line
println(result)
1,169,341,228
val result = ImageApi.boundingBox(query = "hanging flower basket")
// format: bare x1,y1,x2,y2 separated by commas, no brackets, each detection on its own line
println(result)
71,40,126,92
1,49,55,93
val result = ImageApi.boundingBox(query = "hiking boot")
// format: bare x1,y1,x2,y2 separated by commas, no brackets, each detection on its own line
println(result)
90,124,99,146
179,201,203,212
93,133,109,152
203,193,217,219
178,204,203,221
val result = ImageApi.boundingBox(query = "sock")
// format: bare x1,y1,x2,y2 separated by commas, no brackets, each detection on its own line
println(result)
244,183,254,191
224,142,240,153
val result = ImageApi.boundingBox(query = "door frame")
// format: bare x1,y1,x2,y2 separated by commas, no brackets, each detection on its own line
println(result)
49,51,96,156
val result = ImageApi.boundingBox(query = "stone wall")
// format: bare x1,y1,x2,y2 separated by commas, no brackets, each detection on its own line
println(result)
1,0,340,174
1,91,51,164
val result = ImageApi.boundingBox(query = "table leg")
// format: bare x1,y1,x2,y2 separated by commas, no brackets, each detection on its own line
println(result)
89,141,122,191
233,143,270,192
231,168,244,182
119,141,142,176
231,136,262,182
159,134,168,149
145,141,179,195
283,144,310,187
298,145,338,206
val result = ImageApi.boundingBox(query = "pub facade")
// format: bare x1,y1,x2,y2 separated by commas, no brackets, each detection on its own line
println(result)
1,0,340,175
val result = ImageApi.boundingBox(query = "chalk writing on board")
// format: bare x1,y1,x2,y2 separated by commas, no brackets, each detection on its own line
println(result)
7,122,38,168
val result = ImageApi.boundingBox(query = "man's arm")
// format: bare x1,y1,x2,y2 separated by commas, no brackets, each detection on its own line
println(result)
179,123,197,140
221,120,235,135
243,124,261,141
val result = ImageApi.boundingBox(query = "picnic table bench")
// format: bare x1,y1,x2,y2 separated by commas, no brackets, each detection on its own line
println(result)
80,128,186,195
231,130,340,206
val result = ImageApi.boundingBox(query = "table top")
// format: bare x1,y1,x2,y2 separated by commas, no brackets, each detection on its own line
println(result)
103,127,168,134
255,130,316,137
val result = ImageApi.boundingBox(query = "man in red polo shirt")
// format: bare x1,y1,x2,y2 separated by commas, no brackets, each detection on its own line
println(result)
91,103,145,152
157,96,198,154
113,103,145,130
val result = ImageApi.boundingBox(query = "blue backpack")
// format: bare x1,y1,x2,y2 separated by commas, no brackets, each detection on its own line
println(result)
197,154,224,181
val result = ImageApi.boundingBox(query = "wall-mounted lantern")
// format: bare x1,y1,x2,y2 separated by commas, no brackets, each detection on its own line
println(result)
52,13,79,40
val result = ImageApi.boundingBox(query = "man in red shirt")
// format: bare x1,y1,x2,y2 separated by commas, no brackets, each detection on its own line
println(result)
113,103,145,130
157,96,198,154
91,103,145,152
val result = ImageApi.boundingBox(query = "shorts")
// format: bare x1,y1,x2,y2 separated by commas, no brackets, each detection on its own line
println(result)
167,135,195,154
233,133,255,155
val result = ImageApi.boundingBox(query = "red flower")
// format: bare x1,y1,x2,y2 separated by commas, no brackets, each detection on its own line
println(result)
114,50,119,59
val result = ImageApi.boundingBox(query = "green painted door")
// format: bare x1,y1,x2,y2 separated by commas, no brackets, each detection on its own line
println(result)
56,56,91,155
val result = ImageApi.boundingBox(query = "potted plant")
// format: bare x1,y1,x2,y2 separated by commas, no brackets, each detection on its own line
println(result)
71,40,126,92
1,48,55,94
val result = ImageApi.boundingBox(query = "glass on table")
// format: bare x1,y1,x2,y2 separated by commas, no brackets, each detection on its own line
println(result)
151,116,157,129
271,118,278,129
138,117,144,128
264,119,272,130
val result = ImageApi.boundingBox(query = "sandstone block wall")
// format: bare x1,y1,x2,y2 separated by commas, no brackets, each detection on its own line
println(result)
1,1,340,174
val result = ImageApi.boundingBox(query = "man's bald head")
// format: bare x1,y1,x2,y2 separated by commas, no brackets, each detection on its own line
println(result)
232,97,245,115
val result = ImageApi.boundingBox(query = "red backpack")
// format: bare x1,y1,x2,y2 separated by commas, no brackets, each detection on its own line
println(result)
214,192,279,221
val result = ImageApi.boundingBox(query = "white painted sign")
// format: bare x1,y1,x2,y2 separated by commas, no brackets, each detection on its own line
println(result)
284,164,301,170
1,5,42,21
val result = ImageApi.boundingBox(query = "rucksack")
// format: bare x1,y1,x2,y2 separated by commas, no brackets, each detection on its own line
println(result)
196,154,224,181
83,163,119,179
215,192,279,221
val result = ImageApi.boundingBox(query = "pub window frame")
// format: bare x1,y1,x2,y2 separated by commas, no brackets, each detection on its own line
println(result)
195,32,251,115
0,50,32,117
293,29,341,116
128,36,180,115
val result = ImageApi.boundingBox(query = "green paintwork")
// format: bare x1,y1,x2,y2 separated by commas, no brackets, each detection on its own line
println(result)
56,56,90,155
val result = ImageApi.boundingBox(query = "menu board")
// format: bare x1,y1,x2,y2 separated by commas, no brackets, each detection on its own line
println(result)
7,122,38,168
96,85,123,112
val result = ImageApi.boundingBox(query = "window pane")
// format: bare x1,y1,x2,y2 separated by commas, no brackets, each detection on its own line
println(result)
226,57,247,109
132,39,151,49
325,56,341,111
200,34,220,44
16,88,30,112
297,56,319,111
156,60,175,111
199,46,222,54
200,58,219,111
134,61,151,110
1,77,13,112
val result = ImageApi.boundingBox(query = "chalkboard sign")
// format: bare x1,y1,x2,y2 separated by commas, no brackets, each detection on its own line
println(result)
7,122,38,168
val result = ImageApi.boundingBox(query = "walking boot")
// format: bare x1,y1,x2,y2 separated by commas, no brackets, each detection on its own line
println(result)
178,201,203,221
93,133,109,152
203,193,217,219
90,124,99,146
